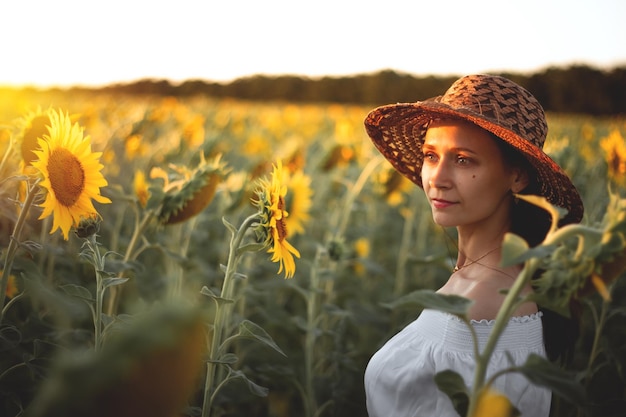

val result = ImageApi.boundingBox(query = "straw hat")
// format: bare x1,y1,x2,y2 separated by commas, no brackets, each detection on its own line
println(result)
364,74,583,225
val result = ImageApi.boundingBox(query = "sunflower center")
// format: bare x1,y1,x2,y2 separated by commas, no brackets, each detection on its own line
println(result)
276,195,288,242
48,148,85,207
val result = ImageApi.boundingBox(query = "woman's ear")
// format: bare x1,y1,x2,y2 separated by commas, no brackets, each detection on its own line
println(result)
511,168,529,193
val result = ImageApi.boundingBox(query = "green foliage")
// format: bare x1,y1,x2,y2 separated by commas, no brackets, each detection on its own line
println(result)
0,91,624,417
434,370,470,416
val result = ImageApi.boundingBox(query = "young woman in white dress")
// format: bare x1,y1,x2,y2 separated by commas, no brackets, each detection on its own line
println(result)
363,74,584,417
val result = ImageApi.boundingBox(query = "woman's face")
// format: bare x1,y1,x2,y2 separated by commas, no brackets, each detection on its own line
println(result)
421,120,525,229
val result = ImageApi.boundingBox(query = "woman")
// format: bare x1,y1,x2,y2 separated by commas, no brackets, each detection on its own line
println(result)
362,75,584,416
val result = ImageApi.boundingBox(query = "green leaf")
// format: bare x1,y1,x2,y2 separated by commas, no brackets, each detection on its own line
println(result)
103,258,144,274
60,284,93,302
228,369,269,397
217,265,247,280
291,316,308,332
501,233,558,266
207,353,238,365
382,289,472,317
236,243,266,255
200,286,234,307
146,182,166,211
501,233,529,266
284,280,311,302
434,370,469,417
222,217,237,234
236,320,286,357
101,277,129,290
516,354,585,406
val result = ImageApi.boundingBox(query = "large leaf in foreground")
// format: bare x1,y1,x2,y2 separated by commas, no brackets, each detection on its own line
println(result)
516,354,585,406
382,289,472,317
435,370,469,417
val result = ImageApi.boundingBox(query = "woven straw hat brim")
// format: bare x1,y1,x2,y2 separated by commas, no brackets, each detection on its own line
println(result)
364,100,584,225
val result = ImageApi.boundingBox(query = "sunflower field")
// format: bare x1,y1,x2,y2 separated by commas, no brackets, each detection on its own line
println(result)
1,87,625,417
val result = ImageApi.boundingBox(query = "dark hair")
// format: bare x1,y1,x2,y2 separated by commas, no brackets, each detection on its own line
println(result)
493,139,552,247
493,136,580,362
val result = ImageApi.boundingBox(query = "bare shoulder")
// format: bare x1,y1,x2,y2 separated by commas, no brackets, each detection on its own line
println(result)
437,268,537,320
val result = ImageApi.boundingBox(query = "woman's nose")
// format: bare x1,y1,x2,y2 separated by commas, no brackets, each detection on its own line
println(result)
426,160,451,189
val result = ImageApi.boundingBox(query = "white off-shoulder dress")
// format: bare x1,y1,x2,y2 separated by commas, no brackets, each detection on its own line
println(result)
364,309,551,417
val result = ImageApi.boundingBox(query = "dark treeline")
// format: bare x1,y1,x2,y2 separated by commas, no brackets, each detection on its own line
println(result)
75,65,625,115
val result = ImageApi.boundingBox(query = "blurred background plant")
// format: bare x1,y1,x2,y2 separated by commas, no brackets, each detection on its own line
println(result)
0,87,624,417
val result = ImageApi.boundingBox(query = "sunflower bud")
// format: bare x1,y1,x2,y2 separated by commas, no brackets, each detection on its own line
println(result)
158,154,227,225
327,237,346,262
74,214,101,238
470,388,516,417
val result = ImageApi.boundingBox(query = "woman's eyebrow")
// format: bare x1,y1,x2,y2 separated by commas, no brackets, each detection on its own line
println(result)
422,143,478,155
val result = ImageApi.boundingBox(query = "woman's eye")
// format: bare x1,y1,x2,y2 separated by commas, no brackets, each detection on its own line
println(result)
457,155,469,164
423,152,437,162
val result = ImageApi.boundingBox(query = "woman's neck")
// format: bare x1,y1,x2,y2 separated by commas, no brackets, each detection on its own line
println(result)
455,227,508,268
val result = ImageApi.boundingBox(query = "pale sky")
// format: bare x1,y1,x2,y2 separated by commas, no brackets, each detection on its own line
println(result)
1,0,624,88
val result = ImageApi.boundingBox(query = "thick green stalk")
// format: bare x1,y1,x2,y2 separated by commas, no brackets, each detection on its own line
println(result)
105,209,154,315
467,259,536,415
467,224,593,415
1,178,39,323
201,213,259,417
584,298,609,384
84,235,106,351
394,191,423,296
303,247,324,417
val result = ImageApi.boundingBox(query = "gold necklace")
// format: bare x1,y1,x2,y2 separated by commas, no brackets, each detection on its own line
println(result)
453,245,502,273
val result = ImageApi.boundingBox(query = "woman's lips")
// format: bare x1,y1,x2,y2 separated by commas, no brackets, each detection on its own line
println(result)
431,198,457,209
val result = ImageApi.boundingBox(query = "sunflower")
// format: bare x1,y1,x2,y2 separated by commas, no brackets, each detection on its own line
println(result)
283,169,312,236
352,237,371,276
253,161,301,278
375,166,414,207
153,154,227,225
600,129,626,187
17,107,52,168
31,109,111,240
134,169,150,208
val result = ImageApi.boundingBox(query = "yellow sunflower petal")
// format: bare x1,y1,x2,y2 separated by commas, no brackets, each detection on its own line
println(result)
591,274,612,302
253,160,303,279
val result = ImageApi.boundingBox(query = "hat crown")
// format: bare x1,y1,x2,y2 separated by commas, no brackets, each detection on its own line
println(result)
438,75,548,149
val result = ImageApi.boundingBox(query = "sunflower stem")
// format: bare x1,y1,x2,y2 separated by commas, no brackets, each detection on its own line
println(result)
584,296,610,386
0,133,15,176
83,234,106,351
303,246,325,417
467,258,536,417
394,190,421,297
334,156,383,240
1,177,39,323
202,213,260,417
105,209,154,315
466,219,601,415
